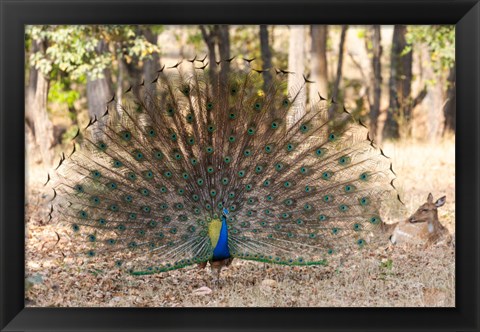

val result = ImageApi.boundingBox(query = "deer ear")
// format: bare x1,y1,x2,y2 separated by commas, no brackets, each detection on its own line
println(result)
427,193,433,203
435,196,446,207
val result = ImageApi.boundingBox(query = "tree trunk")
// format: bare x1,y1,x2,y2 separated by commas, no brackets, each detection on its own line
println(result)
399,28,413,136
115,54,126,115
383,25,413,140
384,27,400,140
142,27,161,107
422,45,445,142
425,80,444,141
370,25,383,140
309,25,328,107
25,39,55,166
86,40,114,139
287,25,306,127
259,25,273,90
443,63,456,134
217,25,231,83
87,71,114,123
200,25,219,85
329,25,348,119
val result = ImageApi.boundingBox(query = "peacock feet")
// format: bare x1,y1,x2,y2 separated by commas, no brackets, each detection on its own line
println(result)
209,258,234,287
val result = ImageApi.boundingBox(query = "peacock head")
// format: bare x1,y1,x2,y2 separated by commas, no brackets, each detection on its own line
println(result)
222,207,229,218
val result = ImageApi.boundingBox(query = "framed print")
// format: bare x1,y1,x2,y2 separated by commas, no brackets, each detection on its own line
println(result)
1,0,479,331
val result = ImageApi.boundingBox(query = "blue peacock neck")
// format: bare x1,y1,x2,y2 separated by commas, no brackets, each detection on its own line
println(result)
207,209,231,260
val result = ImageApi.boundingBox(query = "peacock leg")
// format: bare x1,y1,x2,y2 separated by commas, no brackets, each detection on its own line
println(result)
210,258,232,285
197,261,208,270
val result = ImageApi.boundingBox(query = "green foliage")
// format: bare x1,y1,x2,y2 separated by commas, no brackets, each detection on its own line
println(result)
356,29,366,39
404,26,455,72
26,25,162,120
48,79,80,109
26,25,161,79
149,25,165,36
380,258,393,270
378,258,394,280
231,26,261,59
356,28,372,53
187,30,204,50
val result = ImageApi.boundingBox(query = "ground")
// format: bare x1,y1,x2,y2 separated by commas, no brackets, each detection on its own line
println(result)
25,138,455,307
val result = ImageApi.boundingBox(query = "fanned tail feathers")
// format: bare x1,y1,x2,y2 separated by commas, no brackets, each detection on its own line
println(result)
48,57,398,275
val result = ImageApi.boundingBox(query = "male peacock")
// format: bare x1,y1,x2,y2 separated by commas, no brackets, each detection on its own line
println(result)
46,56,399,279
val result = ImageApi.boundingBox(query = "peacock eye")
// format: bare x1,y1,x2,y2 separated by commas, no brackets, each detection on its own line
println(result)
182,85,190,95
207,124,216,133
166,106,175,116
120,131,132,141
97,141,107,151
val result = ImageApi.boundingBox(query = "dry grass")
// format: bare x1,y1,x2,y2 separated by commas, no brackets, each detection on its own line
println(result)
25,138,455,307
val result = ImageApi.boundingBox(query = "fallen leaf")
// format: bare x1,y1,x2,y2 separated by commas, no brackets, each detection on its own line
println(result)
192,286,212,296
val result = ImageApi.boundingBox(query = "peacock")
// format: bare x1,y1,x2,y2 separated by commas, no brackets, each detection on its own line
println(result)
46,56,399,279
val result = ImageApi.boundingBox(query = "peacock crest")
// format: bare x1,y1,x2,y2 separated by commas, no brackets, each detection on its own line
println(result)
46,57,399,276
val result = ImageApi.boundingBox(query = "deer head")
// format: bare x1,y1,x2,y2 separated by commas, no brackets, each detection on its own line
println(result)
390,193,450,246
408,193,446,224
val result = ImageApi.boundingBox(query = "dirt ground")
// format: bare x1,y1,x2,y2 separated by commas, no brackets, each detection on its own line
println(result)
25,138,455,307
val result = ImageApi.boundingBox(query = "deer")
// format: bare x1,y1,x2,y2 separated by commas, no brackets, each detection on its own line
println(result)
386,193,453,247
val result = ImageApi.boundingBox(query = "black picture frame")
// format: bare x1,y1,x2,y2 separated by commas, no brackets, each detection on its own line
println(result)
1,0,479,331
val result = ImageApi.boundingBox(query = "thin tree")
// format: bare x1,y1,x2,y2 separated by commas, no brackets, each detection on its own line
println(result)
369,25,383,140
384,25,427,140
200,25,231,93
443,63,456,134
200,25,218,84
287,25,306,127
25,38,55,166
309,25,328,107
142,26,162,108
385,25,406,139
259,25,273,90
143,27,161,88
86,40,114,139
329,25,348,119
217,25,231,82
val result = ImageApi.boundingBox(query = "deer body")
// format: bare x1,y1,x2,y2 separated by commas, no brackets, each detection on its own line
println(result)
389,194,452,247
